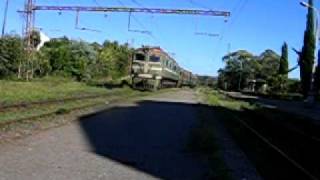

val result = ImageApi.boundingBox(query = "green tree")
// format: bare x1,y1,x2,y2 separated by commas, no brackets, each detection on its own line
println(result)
33,50,51,77
0,34,25,78
40,37,73,74
68,40,98,80
218,49,282,92
270,42,290,93
300,0,316,97
98,41,132,80
219,50,256,90
279,42,289,77
39,37,102,81
30,30,41,49
257,49,280,79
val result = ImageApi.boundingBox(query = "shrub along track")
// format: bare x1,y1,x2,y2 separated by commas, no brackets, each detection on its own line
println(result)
217,101,320,180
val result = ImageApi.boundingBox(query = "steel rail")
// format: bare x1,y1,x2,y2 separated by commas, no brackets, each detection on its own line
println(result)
0,92,118,112
229,112,319,180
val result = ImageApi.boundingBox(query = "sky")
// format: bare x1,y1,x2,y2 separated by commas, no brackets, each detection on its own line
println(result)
0,0,318,78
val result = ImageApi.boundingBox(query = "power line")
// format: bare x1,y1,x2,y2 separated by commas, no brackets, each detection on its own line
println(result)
115,0,160,44
115,0,126,6
188,0,211,10
1,0,9,37
92,0,101,6
130,0,145,8
116,0,153,37
75,10,101,32
213,0,248,61
127,0,165,43
229,0,248,27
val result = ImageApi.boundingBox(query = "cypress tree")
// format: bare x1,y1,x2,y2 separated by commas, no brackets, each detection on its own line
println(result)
300,0,316,97
279,42,289,77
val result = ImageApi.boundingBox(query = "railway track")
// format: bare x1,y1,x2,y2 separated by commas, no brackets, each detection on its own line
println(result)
0,90,150,127
224,107,320,180
218,91,320,179
0,93,114,112
231,115,318,180
0,89,175,128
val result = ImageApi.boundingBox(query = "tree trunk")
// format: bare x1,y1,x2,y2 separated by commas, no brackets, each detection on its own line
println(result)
18,61,22,79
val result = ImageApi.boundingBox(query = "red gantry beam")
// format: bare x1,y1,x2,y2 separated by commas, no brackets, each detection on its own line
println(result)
32,6,231,17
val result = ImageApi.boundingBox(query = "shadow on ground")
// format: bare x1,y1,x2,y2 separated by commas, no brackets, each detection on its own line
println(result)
77,97,320,180
78,100,209,180
210,105,320,180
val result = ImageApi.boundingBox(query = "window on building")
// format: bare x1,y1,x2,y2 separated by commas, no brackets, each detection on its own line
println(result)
149,55,160,62
135,53,145,61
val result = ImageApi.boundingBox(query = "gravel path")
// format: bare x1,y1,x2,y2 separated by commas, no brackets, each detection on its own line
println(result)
0,90,208,180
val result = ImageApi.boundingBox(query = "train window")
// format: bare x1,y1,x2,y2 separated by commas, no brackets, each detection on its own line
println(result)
135,54,145,61
149,55,160,62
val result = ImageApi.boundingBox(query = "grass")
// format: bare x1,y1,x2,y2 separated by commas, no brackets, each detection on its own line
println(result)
0,76,112,106
186,88,234,179
198,88,254,110
187,105,232,180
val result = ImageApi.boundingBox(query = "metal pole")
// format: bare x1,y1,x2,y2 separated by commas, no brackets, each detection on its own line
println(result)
305,7,319,105
1,0,9,37
238,60,243,91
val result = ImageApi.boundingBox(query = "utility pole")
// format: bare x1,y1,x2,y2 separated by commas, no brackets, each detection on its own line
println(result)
238,60,243,91
1,0,9,37
21,0,35,80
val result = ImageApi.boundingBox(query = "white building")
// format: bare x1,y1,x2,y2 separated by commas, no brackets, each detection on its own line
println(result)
36,31,50,50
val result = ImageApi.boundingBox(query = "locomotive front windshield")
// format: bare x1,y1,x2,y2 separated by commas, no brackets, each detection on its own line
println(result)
135,53,146,61
149,55,160,62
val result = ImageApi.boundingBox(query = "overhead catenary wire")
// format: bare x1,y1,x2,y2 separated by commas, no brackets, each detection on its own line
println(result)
187,0,212,10
130,0,145,8
188,0,220,38
213,0,248,61
127,0,165,42
75,10,101,32
115,0,160,43
92,0,101,6
127,11,151,35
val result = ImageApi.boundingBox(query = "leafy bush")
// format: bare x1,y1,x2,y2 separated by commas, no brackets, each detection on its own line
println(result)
0,35,133,82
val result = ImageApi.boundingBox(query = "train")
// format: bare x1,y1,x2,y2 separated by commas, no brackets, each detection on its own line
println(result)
131,46,197,90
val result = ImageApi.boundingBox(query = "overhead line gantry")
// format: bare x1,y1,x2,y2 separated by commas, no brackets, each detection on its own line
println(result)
31,6,231,17
19,0,230,80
